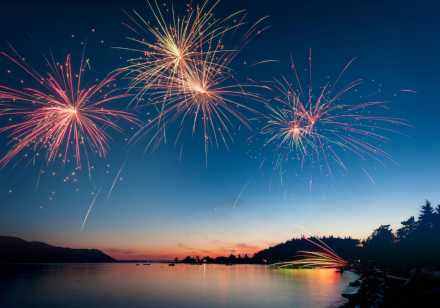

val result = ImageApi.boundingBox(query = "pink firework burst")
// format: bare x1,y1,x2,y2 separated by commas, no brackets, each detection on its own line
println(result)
0,49,138,168
262,50,408,174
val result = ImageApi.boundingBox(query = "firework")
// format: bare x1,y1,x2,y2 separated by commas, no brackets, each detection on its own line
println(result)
107,161,126,199
121,0,252,101
81,189,101,231
262,50,407,173
121,0,268,160
273,237,348,269
131,49,264,161
232,178,251,208
0,49,138,168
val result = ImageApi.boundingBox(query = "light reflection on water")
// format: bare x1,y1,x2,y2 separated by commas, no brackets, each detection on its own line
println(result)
0,264,357,308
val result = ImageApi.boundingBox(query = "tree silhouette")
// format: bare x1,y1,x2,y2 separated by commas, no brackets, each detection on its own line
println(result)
435,204,440,230
363,225,395,265
418,200,435,231
364,200,440,268
365,225,395,245
397,216,416,241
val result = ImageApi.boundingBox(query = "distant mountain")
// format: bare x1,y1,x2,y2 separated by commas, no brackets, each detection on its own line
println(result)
0,236,115,263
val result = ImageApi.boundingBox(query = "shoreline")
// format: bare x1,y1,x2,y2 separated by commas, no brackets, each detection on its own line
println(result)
339,266,440,307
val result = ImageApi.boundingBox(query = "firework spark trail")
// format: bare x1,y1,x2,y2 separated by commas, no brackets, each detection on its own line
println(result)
107,161,126,199
262,49,408,174
291,237,348,268
399,89,417,94
362,167,376,185
0,49,139,168
232,178,251,208
273,237,348,269
81,189,101,231
248,59,279,68
34,170,42,192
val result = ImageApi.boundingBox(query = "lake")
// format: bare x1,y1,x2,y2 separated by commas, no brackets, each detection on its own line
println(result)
0,264,358,307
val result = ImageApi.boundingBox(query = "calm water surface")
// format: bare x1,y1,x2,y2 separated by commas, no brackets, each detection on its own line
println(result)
0,264,357,308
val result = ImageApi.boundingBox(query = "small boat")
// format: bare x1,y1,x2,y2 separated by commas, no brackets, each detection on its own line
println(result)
168,263,175,266
142,263,151,266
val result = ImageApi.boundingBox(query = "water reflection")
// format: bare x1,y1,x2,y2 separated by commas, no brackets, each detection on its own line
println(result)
0,264,357,308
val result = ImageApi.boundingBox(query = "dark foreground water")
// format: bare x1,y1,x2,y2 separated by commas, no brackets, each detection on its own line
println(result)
0,264,357,308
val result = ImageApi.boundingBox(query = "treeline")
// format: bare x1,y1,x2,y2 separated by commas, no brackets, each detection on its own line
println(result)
178,236,360,265
180,254,258,265
362,200,440,269
178,201,440,270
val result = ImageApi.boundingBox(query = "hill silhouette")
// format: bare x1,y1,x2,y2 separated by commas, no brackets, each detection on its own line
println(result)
254,236,360,264
0,236,114,263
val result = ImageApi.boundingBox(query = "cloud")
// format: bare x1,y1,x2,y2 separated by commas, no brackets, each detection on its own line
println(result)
105,248,140,255
234,243,260,251
174,240,262,257
102,240,267,260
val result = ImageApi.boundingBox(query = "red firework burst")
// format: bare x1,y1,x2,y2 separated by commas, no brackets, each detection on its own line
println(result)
0,49,138,168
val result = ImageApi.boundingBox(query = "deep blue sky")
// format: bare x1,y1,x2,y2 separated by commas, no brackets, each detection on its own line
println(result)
0,0,439,259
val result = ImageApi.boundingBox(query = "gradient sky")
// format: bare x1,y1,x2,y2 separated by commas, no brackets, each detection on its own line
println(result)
0,0,439,260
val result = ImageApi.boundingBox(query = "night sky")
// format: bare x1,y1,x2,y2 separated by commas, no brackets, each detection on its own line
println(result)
0,0,439,260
